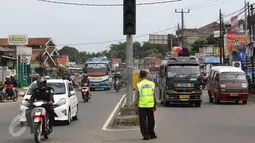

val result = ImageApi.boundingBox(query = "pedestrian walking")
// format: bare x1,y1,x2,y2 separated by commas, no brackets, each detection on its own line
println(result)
134,70,157,140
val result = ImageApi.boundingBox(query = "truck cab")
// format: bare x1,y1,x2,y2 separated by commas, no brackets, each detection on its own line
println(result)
158,57,203,107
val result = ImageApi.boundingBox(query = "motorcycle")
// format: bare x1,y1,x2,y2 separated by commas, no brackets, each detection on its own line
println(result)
81,83,91,102
114,80,121,92
25,99,52,143
0,86,18,103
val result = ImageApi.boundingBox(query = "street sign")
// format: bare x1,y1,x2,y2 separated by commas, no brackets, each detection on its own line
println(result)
149,34,168,44
8,35,28,45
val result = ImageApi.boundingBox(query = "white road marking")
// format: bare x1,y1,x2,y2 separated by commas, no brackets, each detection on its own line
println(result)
102,94,126,131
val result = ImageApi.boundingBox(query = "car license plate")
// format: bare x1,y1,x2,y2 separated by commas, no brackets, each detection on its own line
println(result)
94,84,99,86
230,93,239,96
179,95,190,99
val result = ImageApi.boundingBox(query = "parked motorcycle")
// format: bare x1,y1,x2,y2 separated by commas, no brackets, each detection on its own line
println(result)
81,83,91,102
0,86,18,103
25,99,52,143
114,80,121,92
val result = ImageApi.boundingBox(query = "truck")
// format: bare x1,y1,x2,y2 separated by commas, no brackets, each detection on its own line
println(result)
83,57,112,90
158,49,203,107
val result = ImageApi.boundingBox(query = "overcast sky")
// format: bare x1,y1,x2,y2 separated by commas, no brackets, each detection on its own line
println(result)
0,0,252,52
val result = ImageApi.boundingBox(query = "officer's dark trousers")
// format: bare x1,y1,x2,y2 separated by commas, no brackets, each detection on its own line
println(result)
138,108,156,138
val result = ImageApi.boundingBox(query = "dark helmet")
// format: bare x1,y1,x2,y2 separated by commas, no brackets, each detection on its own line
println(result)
37,76,47,89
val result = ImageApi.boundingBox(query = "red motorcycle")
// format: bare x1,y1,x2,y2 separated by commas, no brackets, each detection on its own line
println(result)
81,83,91,102
25,99,52,143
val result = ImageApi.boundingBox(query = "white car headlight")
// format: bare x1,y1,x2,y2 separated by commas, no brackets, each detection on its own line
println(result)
57,98,66,106
220,84,225,88
242,83,247,88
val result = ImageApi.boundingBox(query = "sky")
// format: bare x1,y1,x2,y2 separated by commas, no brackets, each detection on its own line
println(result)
0,0,253,53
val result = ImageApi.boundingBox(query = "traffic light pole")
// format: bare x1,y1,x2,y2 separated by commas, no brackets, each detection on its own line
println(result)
126,34,133,107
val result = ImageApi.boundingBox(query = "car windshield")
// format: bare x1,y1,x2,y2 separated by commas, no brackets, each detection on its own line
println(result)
220,72,246,81
167,65,200,77
27,82,66,95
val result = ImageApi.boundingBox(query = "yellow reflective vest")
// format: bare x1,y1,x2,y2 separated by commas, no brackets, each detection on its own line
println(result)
137,79,155,108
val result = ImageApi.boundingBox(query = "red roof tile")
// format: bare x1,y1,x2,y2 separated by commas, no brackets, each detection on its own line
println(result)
56,56,68,66
0,37,51,46
112,58,121,62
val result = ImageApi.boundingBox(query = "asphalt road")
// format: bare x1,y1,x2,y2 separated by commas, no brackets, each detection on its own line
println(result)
1,89,255,143
0,88,126,143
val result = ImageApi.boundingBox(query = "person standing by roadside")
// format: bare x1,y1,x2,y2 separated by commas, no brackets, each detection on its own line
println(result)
134,70,157,140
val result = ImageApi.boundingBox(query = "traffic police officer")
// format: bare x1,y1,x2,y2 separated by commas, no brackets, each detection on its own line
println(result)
134,70,157,140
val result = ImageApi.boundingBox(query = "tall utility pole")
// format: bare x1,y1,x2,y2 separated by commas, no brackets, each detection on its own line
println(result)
251,4,255,84
245,0,248,32
177,23,180,45
219,9,223,64
175,9,190,47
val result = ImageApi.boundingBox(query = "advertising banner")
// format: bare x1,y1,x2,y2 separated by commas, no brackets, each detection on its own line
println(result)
227,32,249,52
8,35,28,45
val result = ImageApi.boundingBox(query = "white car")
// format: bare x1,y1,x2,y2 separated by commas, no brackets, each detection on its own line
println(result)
20,79,79,126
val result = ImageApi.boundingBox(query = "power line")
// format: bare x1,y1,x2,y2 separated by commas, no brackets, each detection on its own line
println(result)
38,0,182,6
56,26,177,46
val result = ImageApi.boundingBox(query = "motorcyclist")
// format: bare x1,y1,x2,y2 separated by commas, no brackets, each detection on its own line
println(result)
2,76,14,97
28,77,55,133
81,74,90,86
10,75,17,87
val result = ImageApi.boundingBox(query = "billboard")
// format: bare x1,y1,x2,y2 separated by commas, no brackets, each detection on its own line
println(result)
227,32,249,52
149,34,168,44
8,35,28,45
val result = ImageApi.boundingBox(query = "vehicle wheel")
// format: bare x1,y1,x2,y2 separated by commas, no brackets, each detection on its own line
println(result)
161,101,168,106
20,122,25,127
214,94,220,104
1,95,5,103
242,100,247,105
235,101,239,104
159,90,162,100
209,96,213,103
195,102,201,107
72,105,78,120
65,109,71,125
34,122,42,143
44,134,49,140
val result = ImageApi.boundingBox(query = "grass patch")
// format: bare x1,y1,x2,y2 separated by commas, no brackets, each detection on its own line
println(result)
113,115,139,127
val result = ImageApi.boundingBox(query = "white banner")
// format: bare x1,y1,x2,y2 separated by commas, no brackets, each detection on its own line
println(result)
87,64,106,68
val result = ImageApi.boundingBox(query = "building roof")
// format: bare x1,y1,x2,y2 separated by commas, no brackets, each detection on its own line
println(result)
0,46,14,52
31,53,41,61
112,58,121,62
0,37,51,46
211,66,244,73
56,55,68,66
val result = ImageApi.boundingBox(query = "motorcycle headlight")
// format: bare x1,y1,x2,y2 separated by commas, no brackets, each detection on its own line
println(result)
21,100,30,107
57,98,66,106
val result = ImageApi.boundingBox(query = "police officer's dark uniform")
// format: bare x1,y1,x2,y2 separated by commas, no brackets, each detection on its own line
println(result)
135,70,157,140
29,77,55,132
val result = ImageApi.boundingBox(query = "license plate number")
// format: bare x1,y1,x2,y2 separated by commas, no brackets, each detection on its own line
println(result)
179,95,190,99
94,84,99,86
230,93,239,96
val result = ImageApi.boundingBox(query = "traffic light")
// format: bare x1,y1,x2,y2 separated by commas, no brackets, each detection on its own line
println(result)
123,0,136,35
